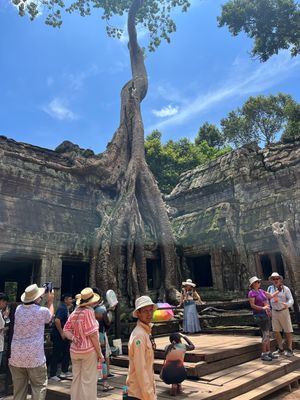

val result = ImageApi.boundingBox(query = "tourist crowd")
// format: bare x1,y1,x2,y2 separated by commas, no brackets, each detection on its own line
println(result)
0,272,296,400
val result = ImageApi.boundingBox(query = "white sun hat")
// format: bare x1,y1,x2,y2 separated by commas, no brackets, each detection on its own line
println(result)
269,272,283,281
21,284,45,304
249,276,261,287
133,296,158,318
182,279,196,288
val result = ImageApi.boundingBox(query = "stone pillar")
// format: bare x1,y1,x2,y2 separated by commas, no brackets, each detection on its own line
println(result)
211,249,223,291
40,255,62,304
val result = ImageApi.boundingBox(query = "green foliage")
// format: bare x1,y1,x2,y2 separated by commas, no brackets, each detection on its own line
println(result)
218,0,300,61
195,122,225,148
221,94,295,147
145,130,231,193
281,100,300,140
12,0,191,51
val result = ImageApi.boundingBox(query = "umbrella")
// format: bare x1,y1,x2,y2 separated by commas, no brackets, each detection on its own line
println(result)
152,302,174,322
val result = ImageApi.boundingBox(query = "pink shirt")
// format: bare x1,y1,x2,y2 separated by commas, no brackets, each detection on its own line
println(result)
64,306,99,354
9,304,52,368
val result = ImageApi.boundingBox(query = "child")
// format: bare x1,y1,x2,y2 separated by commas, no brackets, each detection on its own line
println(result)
160,333,195,396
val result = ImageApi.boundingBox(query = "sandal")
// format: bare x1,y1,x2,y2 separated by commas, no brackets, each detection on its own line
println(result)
102,384,114,392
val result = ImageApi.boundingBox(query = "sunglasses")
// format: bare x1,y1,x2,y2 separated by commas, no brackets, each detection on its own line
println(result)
272,278,280,281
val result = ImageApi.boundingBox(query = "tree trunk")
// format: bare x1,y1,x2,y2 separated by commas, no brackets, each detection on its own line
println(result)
272,221,300,327
89,0,179,303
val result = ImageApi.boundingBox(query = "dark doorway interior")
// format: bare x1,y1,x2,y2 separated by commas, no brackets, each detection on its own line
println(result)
275,253,285,278
260,255,273,280
186,255,213,287
259,253,285,280
146,259,161,290
61,261,90,297
0,258,40,301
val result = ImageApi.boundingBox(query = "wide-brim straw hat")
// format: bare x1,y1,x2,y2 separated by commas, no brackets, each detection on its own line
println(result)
249,276,261,288
269,272,283,281
21,284,45,303
182,279,196,288
133,296,157,318
76,287,100,307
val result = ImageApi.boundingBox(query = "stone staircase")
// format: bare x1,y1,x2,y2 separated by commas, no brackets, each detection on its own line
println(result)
110,334,300,399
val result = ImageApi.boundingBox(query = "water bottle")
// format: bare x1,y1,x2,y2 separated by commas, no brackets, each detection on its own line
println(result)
97,360,103,380
122,385,128,399
102,362,107,378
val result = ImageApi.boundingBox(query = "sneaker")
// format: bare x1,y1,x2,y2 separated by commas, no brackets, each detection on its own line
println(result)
60,372,72,378
284,349,294,357
49,376,61,382
272,348,284,356
261,353,273,361
268,351,279,359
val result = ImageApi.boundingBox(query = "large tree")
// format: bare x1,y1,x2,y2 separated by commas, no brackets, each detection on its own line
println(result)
12,0,191,302
195,122,225,148
221,94,293,147
145,130,230,193
218,0,300,61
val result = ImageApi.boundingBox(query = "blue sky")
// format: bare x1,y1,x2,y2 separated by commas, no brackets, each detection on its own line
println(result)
1,0,300,153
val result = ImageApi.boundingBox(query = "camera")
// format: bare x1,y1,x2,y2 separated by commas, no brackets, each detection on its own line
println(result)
43,282,53,293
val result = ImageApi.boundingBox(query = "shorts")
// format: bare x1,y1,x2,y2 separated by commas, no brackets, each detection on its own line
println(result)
253,313,271,343
271,308,293,333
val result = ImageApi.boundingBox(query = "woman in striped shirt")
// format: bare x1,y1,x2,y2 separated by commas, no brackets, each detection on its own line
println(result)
64,288,104,400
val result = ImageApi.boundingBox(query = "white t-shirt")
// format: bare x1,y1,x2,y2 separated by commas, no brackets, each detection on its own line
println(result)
0,312,5,352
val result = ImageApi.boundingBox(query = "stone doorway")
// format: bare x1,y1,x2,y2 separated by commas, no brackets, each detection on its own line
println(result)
186,255,213,287
61,261,89,297
257,252,285,280
146,259,161,290
0,258,40,302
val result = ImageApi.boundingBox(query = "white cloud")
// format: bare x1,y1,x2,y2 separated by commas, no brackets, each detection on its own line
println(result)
149,51,300,132
152,104,179,118
64,64,100,91
42,98,78,121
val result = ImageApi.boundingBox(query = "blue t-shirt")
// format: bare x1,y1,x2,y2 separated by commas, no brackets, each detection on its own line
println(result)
51,303,69,340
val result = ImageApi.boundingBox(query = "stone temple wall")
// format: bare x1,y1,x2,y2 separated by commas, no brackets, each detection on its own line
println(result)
166,140,300,299
1,135,300,302
0,136,103,298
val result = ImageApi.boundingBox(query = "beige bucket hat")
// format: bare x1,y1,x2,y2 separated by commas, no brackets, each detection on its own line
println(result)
76,287,100,307
133,296,157,318
21,284,45,304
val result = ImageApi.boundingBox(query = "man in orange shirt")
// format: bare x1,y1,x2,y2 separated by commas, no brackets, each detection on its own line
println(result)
126,296,157,400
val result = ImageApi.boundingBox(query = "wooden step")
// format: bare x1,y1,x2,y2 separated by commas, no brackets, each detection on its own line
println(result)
231,370,300,400
110,354,197,377
191,354,300,399
112,334,277,378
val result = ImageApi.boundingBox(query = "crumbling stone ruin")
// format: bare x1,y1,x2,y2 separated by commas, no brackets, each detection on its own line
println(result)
166,140,300,305
1,135,300,305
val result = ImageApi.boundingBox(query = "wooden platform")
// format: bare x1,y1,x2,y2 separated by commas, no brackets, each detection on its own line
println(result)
113,333,273,378
46,334,300,400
